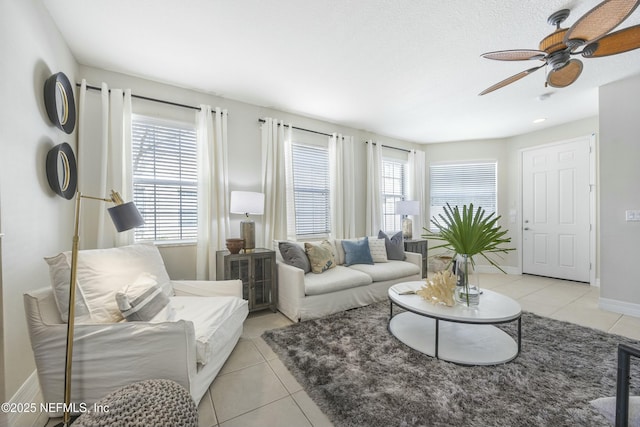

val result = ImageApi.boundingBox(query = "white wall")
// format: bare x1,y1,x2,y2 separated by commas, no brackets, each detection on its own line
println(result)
77,65,418,279
0,0,78,401
599,73,640,311
421,116,599,273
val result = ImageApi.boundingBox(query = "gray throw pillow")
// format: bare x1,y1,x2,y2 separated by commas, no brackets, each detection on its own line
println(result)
279,241,311,273
379,230,406,260
115,274,173,322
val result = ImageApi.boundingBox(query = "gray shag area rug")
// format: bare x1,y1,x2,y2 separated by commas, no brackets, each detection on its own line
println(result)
262,301,640,427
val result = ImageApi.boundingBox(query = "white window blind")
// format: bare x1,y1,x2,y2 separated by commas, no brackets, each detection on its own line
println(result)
291,143,331,237
381,159,407,233
131,116,198,243
429,162,497,231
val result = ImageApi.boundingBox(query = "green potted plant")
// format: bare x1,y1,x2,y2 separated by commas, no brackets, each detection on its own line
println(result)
422,203,514,306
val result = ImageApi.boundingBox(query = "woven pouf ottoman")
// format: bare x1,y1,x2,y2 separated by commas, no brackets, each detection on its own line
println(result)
74,379,197,427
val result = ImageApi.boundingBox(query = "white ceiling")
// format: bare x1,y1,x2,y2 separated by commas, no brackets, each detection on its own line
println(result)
42,0,640,143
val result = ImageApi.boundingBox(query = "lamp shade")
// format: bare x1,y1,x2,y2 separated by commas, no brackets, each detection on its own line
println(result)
396,200,420,216
230,191,264,215
108,201,145,232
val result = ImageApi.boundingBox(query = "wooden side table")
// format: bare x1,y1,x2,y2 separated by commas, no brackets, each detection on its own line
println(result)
404,239,428,278
216,249,277,312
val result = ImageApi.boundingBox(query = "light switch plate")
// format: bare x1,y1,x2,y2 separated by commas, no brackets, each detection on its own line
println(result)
625,210,640,221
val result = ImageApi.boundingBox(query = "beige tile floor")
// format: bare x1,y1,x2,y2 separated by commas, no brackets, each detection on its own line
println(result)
47,274,640,427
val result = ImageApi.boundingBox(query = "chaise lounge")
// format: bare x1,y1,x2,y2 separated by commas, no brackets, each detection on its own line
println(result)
24,244,248,415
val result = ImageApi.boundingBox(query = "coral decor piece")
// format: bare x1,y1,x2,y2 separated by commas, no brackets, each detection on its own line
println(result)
416,270,457,307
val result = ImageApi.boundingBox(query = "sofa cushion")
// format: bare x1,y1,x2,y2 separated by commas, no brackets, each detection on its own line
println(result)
116,273,174,322
171,296,248,365
348,260,420,282
45,244,173,323
342,238,374,266
304,266,372,296
305,241,337,273
279,241,311,273
379,230,406,260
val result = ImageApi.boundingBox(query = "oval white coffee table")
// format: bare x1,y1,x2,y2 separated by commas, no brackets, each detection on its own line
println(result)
388,281,522,366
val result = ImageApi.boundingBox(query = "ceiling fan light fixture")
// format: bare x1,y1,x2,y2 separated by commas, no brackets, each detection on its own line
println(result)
480,0,640,95
581,42,600,57
582,24,640,57
547,59,584,88
539,28,569,53
563,0,640,45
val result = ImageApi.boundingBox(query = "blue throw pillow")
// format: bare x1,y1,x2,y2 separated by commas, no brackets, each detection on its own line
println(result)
378,230,406,260
342,237,374,266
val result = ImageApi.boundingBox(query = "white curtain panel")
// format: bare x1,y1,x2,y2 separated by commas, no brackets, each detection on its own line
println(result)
408,149,427,238
77,82,133,249
196,106,230,280
365,140,383,235
329,134,356,238
261,118,292,246
77,79,89,248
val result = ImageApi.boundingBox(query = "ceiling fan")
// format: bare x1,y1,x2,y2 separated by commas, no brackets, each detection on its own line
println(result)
479,0,640,95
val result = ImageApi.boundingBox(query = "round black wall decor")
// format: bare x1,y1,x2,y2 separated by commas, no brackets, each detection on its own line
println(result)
46,142,77,200
44,72,76,134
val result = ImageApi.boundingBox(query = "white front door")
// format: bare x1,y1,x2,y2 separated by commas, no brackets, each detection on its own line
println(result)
522,137,591,282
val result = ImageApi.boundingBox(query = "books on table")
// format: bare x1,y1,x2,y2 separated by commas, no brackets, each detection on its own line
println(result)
391,283,422,295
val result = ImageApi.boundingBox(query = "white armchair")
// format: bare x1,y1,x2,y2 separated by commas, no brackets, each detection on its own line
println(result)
24,245,248,416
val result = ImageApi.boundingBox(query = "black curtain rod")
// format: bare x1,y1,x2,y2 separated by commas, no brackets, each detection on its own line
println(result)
365,140,411,154
78,83,212,112
258,118,343,139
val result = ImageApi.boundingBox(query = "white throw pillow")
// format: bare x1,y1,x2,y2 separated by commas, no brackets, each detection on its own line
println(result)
44,252,92,323
45,244,173,323
368,237,388,263
116,273,174,322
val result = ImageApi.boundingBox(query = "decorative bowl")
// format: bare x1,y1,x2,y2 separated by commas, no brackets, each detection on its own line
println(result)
226,238,245,254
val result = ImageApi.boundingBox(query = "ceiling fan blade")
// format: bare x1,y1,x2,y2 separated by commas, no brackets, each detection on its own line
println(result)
546,59,584,88
481,49,546,61
564,0,640,46
583,24,640,57
479,65,545,96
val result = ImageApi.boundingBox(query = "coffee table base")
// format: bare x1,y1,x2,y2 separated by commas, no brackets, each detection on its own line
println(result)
389,311,519,365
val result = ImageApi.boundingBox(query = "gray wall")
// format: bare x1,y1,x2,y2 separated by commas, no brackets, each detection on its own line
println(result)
599,73,640,309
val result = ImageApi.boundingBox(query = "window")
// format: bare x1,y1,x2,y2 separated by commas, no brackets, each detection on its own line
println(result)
381,159,407,233
131,115,198,243
429,162,497,231
291,143,331,237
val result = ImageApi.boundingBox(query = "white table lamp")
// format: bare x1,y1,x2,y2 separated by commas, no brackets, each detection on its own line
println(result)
396,200,420,239
230,191,264,251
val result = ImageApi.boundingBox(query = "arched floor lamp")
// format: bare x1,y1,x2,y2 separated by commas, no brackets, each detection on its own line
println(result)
58,190,144,427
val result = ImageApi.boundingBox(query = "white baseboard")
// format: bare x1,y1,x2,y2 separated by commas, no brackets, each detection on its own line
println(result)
6,370,47,427
599,297,640,318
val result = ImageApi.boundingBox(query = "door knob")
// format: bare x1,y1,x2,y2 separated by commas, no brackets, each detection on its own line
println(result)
524,227,530,230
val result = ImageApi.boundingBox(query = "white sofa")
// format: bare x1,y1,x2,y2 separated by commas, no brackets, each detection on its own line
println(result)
24,244,248,416
276,238,422,322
